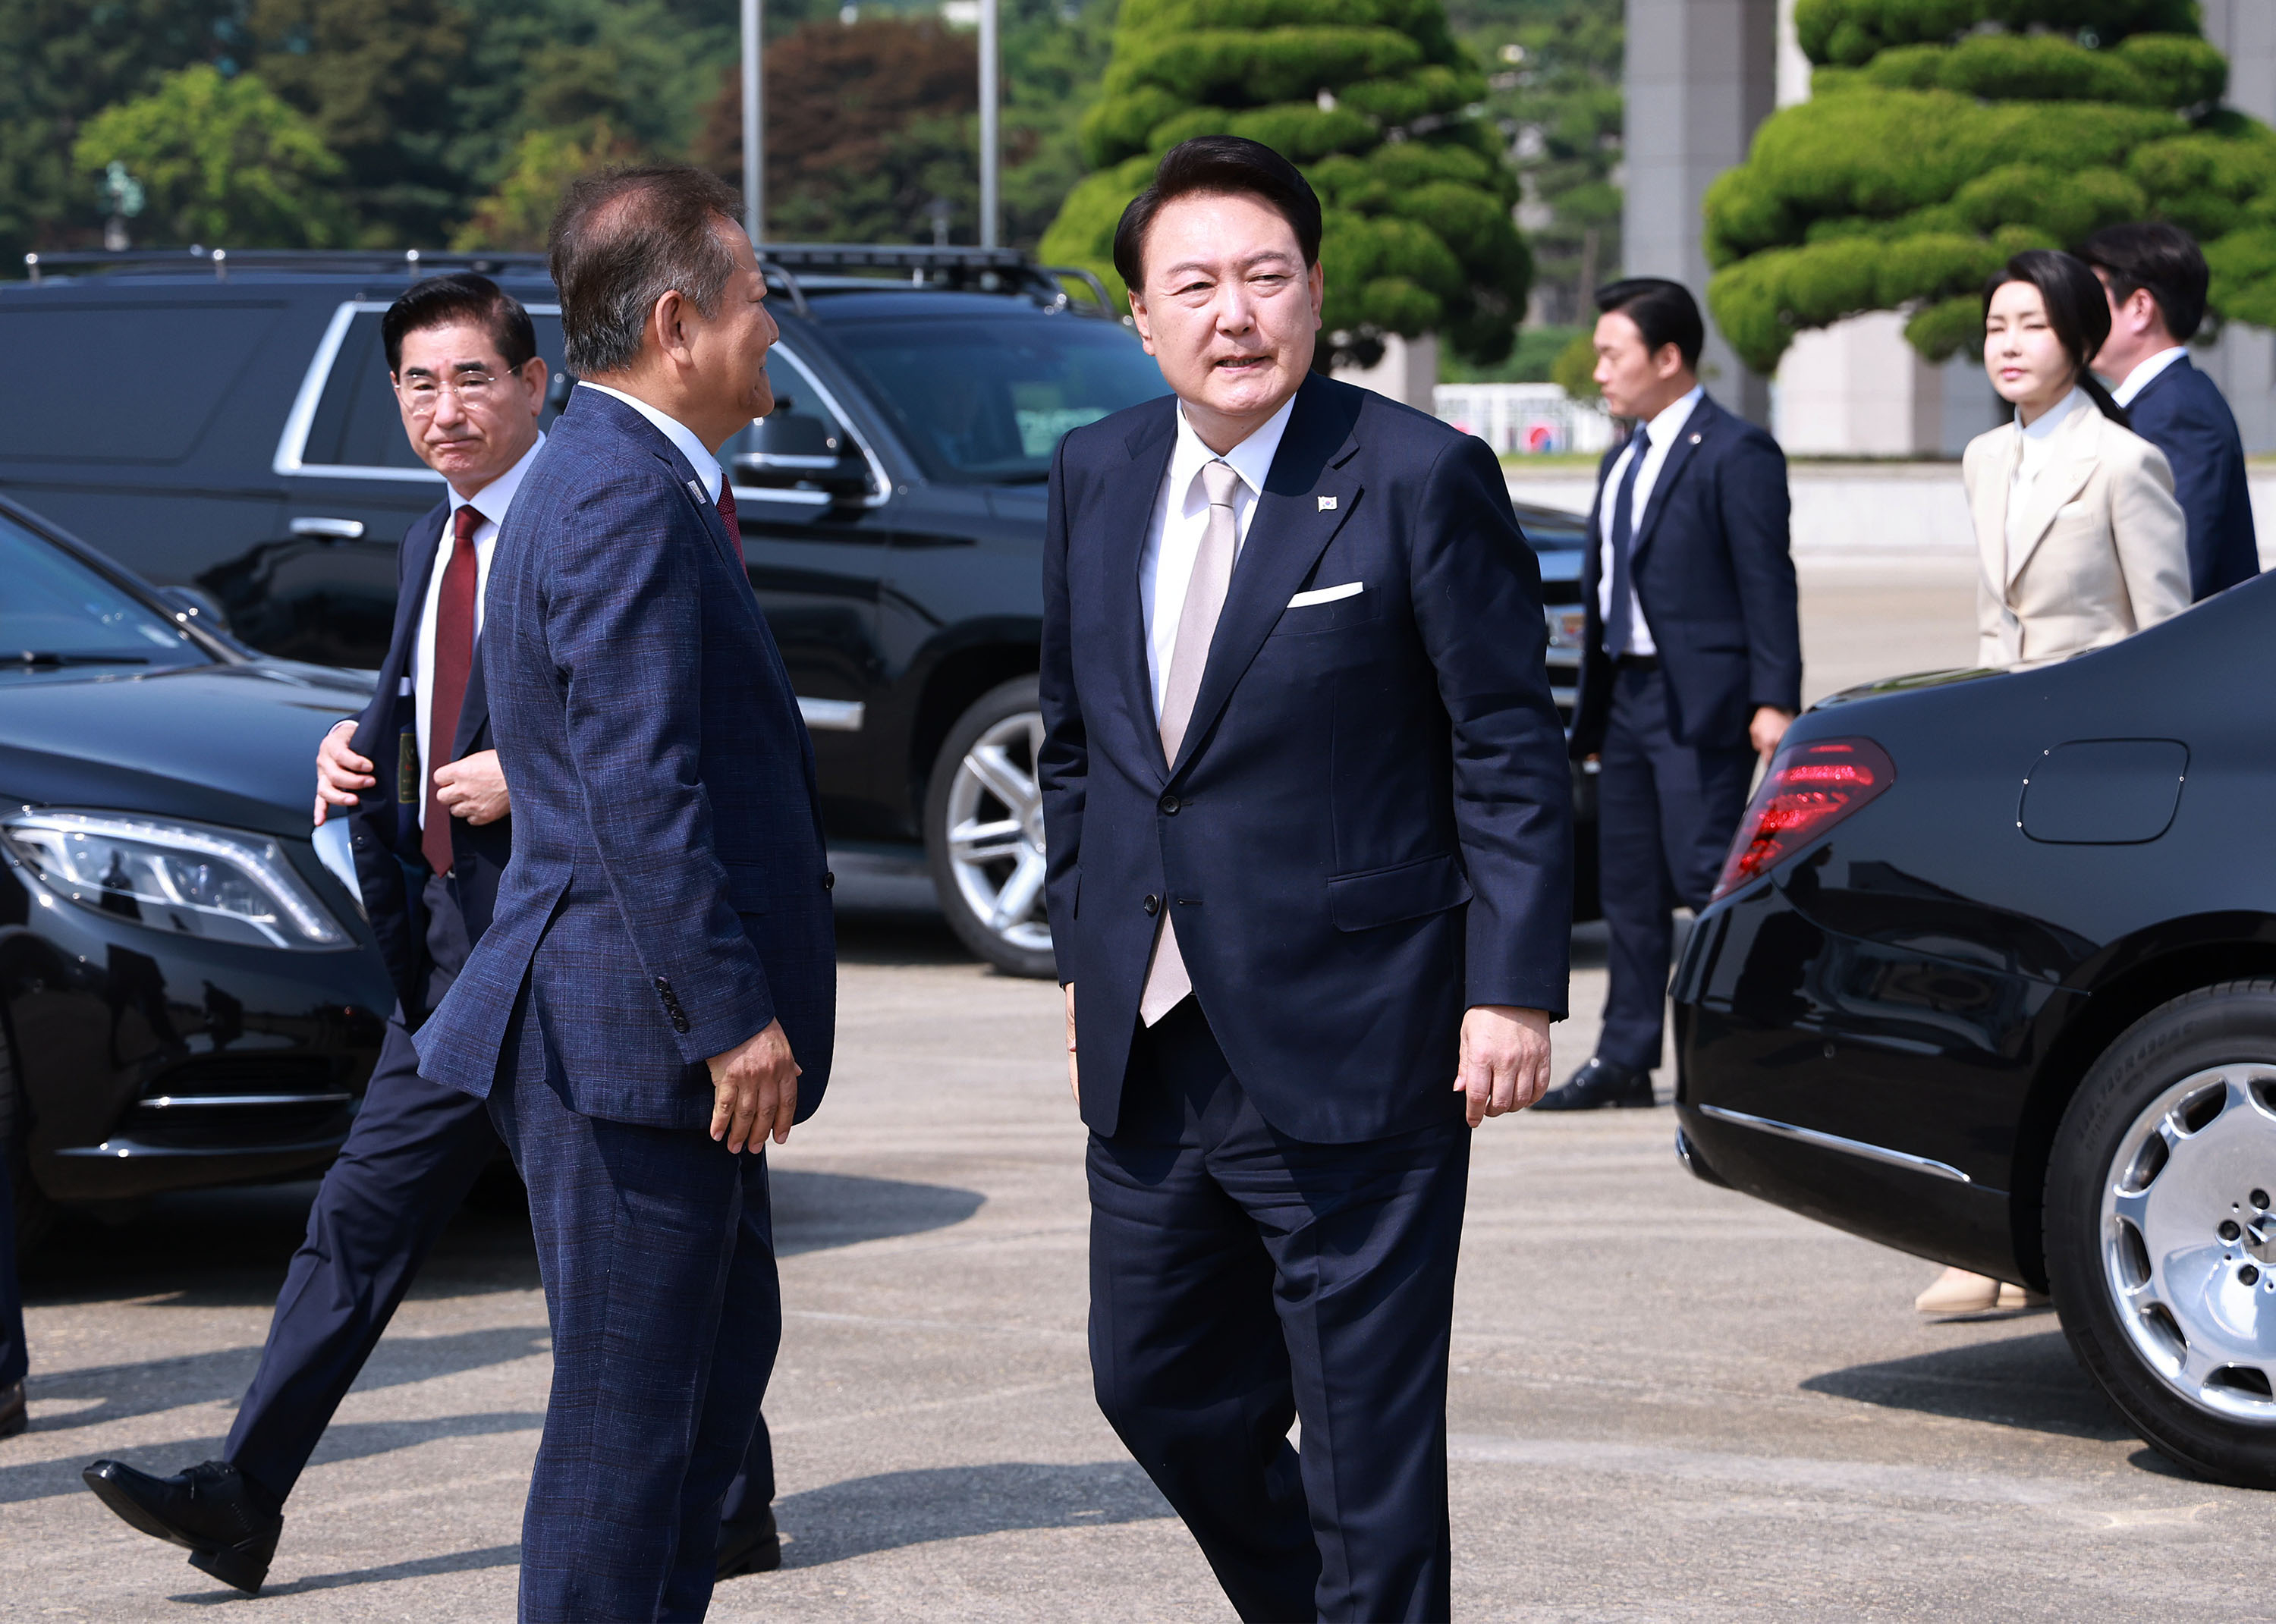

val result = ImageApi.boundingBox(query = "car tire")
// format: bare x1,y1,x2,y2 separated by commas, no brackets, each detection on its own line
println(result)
923,677,1058,979
2045,981,2276,1489
0,1017,55,1258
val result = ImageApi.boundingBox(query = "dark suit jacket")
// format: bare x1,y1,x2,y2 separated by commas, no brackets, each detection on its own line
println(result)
1038,372,1572,1145
1570,391,1800,756
413,388,835,1129
2124,355,2259,600
344,499,513,1010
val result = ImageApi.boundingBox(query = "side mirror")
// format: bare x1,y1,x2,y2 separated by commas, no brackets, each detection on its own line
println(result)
730,409,872,501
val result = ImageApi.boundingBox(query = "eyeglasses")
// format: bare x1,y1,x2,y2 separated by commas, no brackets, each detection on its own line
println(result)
393,369,518,417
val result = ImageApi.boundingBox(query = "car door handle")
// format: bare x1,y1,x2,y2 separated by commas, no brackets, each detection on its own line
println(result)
290,517,366,539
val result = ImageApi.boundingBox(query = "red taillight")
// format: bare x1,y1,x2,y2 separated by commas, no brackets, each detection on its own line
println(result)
1711,736,1896,901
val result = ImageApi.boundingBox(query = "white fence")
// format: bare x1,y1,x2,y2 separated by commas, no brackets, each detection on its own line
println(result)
1433,382,1617,457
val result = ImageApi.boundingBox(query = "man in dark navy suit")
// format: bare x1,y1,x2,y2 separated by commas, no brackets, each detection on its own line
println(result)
1040,137,1571,1622
81,273,780,1595
413,168,832,1623
1537,279,1800,1112
2082,222,2260,600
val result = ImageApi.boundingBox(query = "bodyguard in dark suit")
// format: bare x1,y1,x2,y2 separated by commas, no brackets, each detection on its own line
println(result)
413,168,832,1623
1538,279,1800,1111
1041,137,1571,1621
2082,222,2260,599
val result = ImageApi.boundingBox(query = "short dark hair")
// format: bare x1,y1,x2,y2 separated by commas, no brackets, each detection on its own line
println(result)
382,273,536,375
1983,249,2130,428
1593,278,1705,370
1111,135,1322,292
2077,221,2208,343
549,165,744,377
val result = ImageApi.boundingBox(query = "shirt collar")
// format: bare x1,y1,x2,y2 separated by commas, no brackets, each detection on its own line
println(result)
1640,385,1704,449
447,430,546,530
577,381,724,501
1169,391,1299,512
2019,387,2086,444
2110,346,2188,408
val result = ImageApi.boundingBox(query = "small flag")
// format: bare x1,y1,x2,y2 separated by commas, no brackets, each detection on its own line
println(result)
1318,495,1338,510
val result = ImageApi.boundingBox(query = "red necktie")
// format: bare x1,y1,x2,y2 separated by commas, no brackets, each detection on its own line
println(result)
422,504,479,877
716,482,745,568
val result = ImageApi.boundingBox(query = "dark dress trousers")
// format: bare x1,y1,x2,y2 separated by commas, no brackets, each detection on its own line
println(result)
0,1148,24,1395
416,387,833,1623
2122,354,2259,600
219,498,775,1522
1039,373,1571,1620
1570,391,1800,1074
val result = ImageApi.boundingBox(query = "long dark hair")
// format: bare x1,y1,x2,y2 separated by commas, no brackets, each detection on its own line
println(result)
1982,250,2130,428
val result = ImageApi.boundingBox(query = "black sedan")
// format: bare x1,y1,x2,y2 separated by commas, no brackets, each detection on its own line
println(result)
0,498,390,1248
1671,571,2276,1490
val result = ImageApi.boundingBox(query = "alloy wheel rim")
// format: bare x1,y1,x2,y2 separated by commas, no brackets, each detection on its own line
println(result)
2101,1064,2276,1424
943,711,1051,954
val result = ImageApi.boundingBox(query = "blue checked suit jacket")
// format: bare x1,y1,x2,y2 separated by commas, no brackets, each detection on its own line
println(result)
413,386,835,1129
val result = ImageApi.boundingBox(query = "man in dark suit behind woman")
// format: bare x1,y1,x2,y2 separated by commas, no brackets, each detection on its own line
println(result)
415,167,835,1622
2081,222,2259,599
1041,137,1572,1620
1538,278,1801,1111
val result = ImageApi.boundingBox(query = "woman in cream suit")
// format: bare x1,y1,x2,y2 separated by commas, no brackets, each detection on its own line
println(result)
1918,250,2191,1321
1963,249,2190,672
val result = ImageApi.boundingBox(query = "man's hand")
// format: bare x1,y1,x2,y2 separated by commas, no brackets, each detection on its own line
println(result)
1454,1005,1554,1126
1749,705,1796,761
707,1019,801,1153
314,719,373,826
1063,983,1080,1104
433,749,511,825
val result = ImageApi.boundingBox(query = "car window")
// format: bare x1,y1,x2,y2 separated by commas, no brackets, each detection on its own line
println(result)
0,302,285,465
719,345,854,474
0,514,207,678
826,316,1171,485
298,307,569,471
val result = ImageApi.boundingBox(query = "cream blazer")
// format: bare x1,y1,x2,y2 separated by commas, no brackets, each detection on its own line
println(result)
1963,400,2189,669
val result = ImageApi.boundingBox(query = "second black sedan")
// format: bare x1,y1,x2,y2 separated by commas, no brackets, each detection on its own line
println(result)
1,498,391,1249
1671,571,2276,1490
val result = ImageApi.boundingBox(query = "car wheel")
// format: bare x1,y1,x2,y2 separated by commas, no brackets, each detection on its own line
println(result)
2045,981,2276,1488
0,1018,55,1258
923,677,1057,979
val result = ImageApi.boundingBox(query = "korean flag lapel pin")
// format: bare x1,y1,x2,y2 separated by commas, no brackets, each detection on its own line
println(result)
1318,495,1338,511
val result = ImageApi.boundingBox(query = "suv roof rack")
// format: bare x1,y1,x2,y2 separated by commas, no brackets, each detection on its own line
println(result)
19,240,1117,316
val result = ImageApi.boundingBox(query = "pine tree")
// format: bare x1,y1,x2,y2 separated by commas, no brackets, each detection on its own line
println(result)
1704,0,2276,374
1038,0,1532,368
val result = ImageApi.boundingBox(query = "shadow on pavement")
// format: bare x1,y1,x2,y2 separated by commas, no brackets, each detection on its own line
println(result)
769,1460,1173,1567
170,1542,522,1604
774,1170,986,1258
1800,1328,2131,1441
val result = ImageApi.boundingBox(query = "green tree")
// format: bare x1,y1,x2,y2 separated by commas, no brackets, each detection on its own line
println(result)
1038,0,1532,368
73,63,347,247
1702,0,2276,374
451,119,645,252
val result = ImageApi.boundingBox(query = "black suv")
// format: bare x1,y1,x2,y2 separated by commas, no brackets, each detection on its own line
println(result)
4,244,1592,972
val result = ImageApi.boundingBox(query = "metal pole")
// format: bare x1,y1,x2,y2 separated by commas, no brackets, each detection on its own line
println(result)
978,0,999,248
741,0,765,244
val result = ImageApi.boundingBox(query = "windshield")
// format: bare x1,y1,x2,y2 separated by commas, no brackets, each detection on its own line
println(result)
828,315,1172,485
0,514,207,680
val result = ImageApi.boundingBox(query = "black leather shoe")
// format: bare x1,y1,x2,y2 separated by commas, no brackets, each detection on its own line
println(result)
1534,1057,1656,1111
0,1381,24,1439
716,1504,781,1579
82,1459,282,1595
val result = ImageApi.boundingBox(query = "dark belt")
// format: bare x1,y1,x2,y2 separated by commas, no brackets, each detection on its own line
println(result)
1611,653,1660,673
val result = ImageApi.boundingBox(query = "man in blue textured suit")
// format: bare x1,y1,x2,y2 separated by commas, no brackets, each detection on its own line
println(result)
1039,137,1572,1622
413,167,834,1622
2083,222,2260,600
1537,278,1800,1111
83,274,782,1595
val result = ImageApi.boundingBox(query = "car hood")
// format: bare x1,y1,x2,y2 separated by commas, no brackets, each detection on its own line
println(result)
0,661,374,840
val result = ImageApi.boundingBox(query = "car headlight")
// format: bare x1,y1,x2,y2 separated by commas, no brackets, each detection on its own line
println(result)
0,810,351,950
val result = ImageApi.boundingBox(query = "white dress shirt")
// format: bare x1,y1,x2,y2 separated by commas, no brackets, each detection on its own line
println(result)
1139,395,1297,718
413,432,544,829
2109,345,2187,409
2005,387,2086,575
1595,385,1703,658
578,380,723,501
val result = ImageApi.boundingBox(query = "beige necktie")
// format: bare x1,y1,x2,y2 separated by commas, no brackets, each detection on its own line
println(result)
1140,458,1242,1026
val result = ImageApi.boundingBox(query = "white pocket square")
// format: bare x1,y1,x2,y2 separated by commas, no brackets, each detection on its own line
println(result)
1288,582,1364,608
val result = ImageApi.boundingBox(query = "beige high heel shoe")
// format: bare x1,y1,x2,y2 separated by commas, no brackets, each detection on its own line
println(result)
1914,1266,2001,1315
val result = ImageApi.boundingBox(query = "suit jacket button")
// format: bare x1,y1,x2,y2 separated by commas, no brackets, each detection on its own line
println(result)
671,1014,690,1034
1158,793,1180,815
1143,894,1161,916
823,870,835,891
